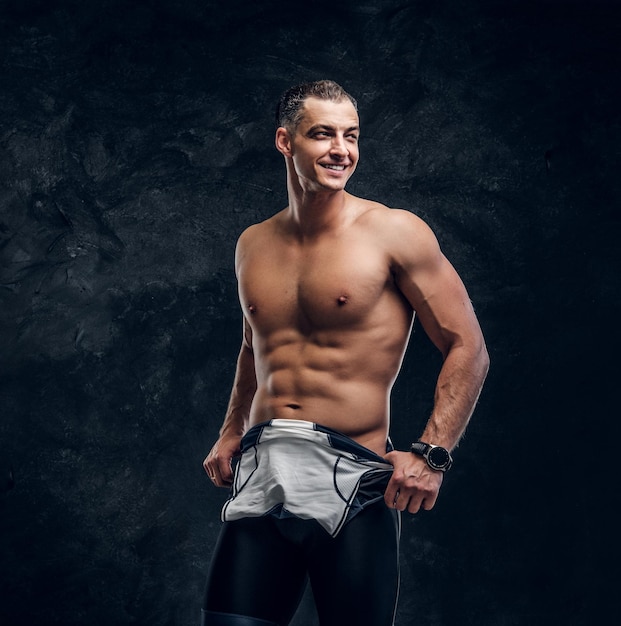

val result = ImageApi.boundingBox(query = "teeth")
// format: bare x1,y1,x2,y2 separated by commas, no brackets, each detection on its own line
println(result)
323,164,345,170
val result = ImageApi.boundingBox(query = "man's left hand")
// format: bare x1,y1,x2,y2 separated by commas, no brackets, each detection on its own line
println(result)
383,450,444,514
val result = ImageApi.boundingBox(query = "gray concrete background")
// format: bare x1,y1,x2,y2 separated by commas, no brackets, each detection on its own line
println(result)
1,1,618,624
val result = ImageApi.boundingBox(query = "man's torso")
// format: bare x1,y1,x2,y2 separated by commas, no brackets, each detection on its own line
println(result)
237,199,415,454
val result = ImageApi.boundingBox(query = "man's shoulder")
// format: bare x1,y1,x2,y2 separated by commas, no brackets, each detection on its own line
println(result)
237,211,285,246
354,199,433,238
352,200,442,271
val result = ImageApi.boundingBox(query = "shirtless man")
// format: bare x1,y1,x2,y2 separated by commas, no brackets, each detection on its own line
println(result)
201,80,489,626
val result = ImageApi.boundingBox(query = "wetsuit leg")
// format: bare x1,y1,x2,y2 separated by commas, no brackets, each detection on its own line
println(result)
307,501,400,626
202,516,308,625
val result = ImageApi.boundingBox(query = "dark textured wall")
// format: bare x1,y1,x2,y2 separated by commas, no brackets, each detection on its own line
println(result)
1,0,619,624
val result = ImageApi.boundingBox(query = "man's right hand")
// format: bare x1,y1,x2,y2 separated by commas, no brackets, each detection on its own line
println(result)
203,434,242,487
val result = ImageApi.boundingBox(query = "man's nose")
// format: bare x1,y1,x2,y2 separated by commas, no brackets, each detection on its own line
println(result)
330,135,349,157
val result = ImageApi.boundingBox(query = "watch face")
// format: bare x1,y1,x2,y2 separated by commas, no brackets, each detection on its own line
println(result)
428,446,450,468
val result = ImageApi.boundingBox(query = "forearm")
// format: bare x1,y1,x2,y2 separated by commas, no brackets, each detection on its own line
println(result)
421,341,489,450
205,342,257,486
219,343,257,439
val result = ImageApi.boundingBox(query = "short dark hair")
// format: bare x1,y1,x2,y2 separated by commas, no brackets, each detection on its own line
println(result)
275,80,358,131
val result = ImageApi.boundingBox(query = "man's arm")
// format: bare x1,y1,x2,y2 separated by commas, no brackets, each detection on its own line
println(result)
203,316,256,487
382,209,489,513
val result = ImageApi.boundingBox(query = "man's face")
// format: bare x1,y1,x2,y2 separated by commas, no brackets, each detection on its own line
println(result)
286,97,360,193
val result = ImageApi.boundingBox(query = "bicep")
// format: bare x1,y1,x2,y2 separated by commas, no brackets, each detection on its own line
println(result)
391,220,482,357
406,259,481,358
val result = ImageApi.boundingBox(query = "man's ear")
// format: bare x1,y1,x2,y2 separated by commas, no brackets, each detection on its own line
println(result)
275,127,293,157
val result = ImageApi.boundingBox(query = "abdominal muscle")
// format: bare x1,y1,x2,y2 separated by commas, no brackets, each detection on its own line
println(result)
247,327,409,456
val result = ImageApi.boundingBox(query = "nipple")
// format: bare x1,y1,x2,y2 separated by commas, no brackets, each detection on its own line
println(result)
337,295,348,306
248,304,257,314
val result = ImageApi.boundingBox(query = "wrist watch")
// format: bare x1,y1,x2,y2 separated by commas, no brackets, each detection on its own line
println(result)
410,441,453,472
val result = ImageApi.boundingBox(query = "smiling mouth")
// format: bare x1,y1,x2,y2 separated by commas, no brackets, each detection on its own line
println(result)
321,164,347,171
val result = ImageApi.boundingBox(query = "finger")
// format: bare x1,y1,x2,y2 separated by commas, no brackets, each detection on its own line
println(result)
384,481,399,509
392,489,416,513
392,489,401,509
406,498,423,514
421,491,438,511
203,457,220,485
382,450,397,465
392,485,423,514
216,458,234,486
205,466,218,483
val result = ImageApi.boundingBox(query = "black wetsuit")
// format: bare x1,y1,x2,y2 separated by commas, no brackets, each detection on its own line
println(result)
202,421,401,626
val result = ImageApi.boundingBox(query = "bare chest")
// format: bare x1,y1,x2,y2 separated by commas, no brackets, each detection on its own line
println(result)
239,239,393,332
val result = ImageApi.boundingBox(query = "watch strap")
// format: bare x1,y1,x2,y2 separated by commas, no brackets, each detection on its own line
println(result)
410,441,429,456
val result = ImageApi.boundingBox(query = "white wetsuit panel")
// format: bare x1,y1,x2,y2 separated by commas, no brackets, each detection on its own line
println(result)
221,419,394,537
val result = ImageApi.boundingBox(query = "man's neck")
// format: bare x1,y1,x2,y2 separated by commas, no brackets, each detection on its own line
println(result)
285,170,352,238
